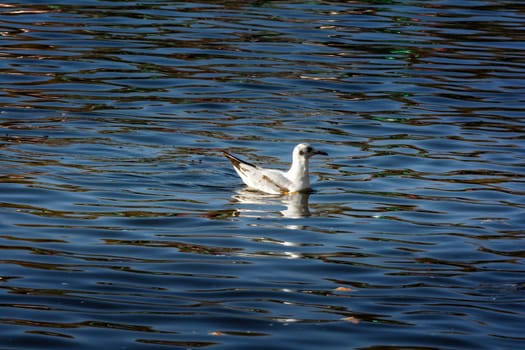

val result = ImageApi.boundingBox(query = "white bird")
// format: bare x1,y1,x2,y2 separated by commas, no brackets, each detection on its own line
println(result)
223,143,328,194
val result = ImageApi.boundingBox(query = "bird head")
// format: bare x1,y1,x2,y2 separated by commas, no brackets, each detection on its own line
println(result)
294,143,328,159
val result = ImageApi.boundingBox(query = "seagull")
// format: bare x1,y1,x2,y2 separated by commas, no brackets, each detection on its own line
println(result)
223,143,328,194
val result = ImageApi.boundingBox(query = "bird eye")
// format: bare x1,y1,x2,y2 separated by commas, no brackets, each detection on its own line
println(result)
306,146,313,153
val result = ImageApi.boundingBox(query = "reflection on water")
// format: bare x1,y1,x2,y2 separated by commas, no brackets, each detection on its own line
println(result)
1,1,525,350
232,189,311,218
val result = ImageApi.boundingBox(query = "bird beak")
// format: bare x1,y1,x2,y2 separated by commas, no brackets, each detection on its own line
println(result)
314,150,328,156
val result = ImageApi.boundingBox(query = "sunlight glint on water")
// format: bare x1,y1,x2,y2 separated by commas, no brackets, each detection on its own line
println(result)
0,1,524,349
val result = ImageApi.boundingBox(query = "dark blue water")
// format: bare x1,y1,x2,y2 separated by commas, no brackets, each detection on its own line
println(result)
1,1,524,349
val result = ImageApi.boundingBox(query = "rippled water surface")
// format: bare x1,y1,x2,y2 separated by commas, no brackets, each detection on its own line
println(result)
1,1,524,349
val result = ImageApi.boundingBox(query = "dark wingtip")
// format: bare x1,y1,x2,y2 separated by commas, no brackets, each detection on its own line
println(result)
222,150,257,169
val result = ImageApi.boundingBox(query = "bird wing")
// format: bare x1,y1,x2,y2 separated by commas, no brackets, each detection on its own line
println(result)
223,151,291,194
253,168,291,194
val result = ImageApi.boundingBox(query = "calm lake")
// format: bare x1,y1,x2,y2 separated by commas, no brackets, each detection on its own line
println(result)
1,1,524,349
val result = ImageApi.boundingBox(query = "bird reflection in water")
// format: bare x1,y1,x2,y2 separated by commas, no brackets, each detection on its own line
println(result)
231,188,311,218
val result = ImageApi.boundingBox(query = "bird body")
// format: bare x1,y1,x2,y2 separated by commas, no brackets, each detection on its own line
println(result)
223,143,327,194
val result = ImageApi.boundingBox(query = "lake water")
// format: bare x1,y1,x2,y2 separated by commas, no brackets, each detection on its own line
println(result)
1,1,524,349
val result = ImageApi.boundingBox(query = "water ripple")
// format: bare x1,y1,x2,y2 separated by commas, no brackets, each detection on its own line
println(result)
1,1,524,349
